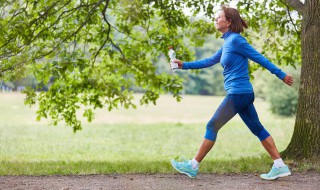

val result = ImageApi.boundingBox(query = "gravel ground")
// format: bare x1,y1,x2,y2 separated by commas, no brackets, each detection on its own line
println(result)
1,172,319,190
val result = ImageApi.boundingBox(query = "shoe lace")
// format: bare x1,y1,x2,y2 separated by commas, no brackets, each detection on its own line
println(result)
179,160,191,168
174,156,192,167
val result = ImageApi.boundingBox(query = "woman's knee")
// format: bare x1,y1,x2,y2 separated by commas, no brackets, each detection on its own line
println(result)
204,129,217,142
206,121,215,131
255,128,270,141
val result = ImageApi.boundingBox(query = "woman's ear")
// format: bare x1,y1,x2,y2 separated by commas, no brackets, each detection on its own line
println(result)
227,19,232,27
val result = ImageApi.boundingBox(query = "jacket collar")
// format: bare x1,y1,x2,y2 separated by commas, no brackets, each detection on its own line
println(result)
221,30,232,39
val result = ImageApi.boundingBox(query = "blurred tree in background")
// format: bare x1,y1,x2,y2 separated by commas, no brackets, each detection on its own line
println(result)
252,67,300,117
267,67,300,117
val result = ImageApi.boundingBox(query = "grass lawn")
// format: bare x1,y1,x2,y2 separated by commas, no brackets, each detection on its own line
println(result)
0,93,297,175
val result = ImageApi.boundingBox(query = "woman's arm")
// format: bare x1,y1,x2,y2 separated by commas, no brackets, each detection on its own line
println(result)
174,48,222,70
235,36,287,80
235,36,294,85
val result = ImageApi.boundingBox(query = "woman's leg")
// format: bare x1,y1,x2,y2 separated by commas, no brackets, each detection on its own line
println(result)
195,95,239,162
261,136,281,160
238,96,290,180
195,139,215,162
238,102,281,158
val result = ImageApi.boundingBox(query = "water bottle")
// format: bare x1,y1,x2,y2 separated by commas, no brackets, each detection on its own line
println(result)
168,46,179,72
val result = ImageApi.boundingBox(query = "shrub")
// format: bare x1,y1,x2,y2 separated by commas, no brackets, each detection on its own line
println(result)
266,67,300,116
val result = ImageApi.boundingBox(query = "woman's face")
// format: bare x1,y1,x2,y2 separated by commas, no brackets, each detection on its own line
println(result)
215,10,231,33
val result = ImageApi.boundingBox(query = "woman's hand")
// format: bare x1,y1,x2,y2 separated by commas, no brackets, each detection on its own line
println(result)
283,75,294,86
173,59,183,69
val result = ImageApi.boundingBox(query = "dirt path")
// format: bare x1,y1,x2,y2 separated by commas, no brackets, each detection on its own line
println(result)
1,172,319,190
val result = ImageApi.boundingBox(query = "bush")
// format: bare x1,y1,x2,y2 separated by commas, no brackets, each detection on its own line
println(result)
266,67,300,116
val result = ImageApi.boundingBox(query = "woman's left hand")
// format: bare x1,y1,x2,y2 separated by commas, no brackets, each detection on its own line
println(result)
283,75,294,86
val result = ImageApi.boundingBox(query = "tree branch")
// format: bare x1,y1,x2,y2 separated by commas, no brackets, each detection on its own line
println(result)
283,1,300,35
283,0,305,14
28,1,61,26
92,37,109,64
29,1,72,35
277,0,301,35
109,24,141,42
11,1,29,19
36,0,104,59
29,2,98,47
1,1,73,60
102,0,129,63
0,1,103,75
0,56,32,76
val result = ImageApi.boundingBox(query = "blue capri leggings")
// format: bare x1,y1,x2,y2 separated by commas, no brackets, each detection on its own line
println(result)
205,93,270,142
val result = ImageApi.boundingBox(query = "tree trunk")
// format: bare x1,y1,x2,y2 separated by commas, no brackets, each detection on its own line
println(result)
282,0,320,159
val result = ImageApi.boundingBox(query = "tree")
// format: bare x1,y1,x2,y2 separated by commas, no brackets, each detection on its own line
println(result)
0,0,319,159
0,0,215,131
280,0,320,160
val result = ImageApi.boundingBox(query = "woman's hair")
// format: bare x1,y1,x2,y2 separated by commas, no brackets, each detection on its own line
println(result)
221,5,248,33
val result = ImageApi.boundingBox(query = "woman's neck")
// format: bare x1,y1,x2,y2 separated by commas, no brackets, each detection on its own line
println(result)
220,28,230,34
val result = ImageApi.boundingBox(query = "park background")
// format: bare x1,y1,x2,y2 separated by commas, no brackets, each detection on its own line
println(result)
0,36,301,175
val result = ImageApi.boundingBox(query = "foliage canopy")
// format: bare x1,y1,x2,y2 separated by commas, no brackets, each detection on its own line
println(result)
0,0,301,131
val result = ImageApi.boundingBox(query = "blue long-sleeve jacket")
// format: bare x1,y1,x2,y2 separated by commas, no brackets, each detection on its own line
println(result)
182,31,287,94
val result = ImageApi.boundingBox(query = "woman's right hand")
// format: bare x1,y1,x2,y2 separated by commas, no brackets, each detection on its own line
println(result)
283,75,294,86
173,59,183,69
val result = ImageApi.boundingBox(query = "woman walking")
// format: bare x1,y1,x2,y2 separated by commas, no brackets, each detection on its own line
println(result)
170,5,294,180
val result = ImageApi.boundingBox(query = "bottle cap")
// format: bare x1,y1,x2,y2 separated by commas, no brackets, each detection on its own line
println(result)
168,46,173,50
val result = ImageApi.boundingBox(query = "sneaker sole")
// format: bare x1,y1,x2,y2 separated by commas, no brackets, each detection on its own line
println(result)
170,161,196,179
260,172,291,180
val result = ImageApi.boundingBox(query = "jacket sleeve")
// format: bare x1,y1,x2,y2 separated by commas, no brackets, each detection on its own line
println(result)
182,48,222,70
235,36,286,80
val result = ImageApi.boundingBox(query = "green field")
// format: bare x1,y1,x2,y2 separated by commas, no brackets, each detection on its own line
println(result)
0,93,296,175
